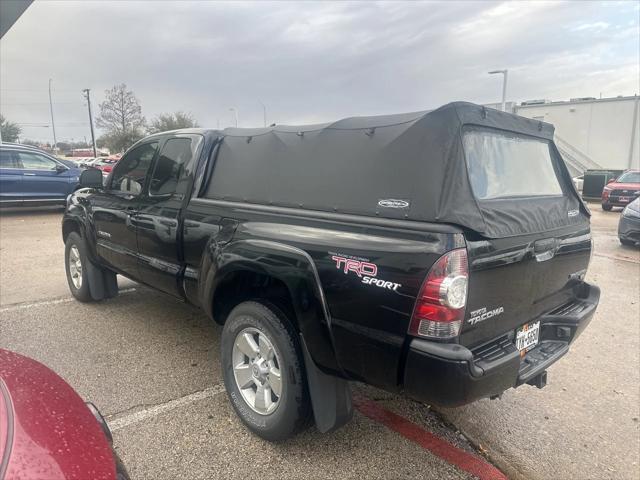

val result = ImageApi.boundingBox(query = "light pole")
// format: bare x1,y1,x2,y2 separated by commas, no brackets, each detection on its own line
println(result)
258,100,267,127
229,107,238,127
488,69,508,112
82,89,97,158
48,78,58,150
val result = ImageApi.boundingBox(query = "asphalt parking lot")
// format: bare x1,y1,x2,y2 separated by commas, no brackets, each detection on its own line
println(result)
0,204,638,480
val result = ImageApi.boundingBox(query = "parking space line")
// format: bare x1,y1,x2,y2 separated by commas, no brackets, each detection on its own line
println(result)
593,252,640,264
0,288,137,313
107,384,227,432
353,395,507,480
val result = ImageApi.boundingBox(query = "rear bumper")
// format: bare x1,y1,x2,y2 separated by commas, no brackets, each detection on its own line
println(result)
403,282,600,407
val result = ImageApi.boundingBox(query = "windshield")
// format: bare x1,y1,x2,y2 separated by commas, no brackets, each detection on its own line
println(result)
463,128,563,200
617,171,640,183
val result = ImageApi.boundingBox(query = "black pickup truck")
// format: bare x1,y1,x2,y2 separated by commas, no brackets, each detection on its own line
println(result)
62,102,599,441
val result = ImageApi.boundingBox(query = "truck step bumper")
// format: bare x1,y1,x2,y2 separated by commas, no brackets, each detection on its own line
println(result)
403,282,600,408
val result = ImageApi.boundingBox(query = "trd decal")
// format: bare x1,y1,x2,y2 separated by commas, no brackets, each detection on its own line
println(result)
468,306,504,325
330,253,401,292
331,255,377,277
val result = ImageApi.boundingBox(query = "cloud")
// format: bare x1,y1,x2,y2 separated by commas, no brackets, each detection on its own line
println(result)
0,0,638,141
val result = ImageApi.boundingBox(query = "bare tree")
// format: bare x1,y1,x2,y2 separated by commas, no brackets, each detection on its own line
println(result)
96,84,145,152
148,111,199,134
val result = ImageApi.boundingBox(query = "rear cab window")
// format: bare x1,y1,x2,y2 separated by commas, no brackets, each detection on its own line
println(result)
463,128,563,200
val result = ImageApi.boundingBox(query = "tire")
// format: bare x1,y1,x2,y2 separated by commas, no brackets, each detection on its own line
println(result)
221,301,311,441
65,232,94,302
620,238,636,246
602,204,613,211
64,232,118,302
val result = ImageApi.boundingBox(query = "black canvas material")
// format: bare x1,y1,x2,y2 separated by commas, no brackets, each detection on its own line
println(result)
204,102,589,238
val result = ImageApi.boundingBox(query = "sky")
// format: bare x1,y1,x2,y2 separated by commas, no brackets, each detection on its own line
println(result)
1,0,638,142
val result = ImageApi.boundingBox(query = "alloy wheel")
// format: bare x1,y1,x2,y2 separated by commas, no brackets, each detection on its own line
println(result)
68,245,82,289
232,326,283,415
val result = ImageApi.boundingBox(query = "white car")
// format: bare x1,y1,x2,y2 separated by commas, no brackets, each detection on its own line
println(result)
573,175,584,192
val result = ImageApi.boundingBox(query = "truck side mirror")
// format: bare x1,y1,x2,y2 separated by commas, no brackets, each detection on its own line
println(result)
79,168,104,188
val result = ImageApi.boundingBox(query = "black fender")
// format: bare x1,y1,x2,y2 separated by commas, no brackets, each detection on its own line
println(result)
63,193,117,300
199,238,353,432
62,190,101,263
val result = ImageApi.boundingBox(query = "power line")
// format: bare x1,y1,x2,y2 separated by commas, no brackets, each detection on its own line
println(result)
0,102,82,105
0,88,87,93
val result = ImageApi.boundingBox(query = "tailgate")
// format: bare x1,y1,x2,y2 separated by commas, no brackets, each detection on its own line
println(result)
460,224,592,348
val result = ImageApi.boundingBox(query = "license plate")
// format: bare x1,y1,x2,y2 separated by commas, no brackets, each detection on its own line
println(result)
619,196,629,203
516,321,540,352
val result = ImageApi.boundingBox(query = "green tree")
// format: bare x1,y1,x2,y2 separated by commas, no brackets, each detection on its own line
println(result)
147,111,199,134
96,84,145,153
0,114,21,142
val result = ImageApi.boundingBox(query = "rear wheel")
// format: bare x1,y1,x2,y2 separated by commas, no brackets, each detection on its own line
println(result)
221,301,311,441
602,203,613,211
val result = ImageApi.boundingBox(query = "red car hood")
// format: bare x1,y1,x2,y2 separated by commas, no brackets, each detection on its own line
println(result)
0,349,115,480
606,182,640,190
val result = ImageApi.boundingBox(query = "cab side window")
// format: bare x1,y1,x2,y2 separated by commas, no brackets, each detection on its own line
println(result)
110,142,158,195
18,152,58,170
149,137,202,196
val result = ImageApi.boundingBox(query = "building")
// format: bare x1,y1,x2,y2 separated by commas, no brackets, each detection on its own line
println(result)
514,95,639,175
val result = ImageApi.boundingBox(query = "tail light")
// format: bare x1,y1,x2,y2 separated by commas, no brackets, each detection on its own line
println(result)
408,248,468,339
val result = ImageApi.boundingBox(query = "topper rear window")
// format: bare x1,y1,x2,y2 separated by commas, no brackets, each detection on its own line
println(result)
463,128,563,200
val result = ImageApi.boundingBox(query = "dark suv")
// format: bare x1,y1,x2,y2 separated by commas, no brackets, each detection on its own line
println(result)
62,102,599,441
0,143,82,207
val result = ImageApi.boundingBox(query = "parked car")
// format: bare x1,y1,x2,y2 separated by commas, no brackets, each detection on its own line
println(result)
601,169,640,211
618,197,640,246
572,175,584,193
76,157,96,168
0,349,129,480
0,143,82,207
93,157,119,175
62,102,599,441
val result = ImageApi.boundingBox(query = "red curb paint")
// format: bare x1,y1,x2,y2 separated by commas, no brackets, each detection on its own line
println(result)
353,395,507,480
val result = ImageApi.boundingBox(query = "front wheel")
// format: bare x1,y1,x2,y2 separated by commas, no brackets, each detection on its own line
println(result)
602,203,613,211
65,232,93,302
64,232,118,302
220,301,311,441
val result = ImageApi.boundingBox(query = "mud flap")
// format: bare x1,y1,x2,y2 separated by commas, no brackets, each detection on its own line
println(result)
300,335,353,433
86,260,118,301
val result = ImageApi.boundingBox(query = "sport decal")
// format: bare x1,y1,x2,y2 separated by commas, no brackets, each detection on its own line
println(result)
329,252,401,292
